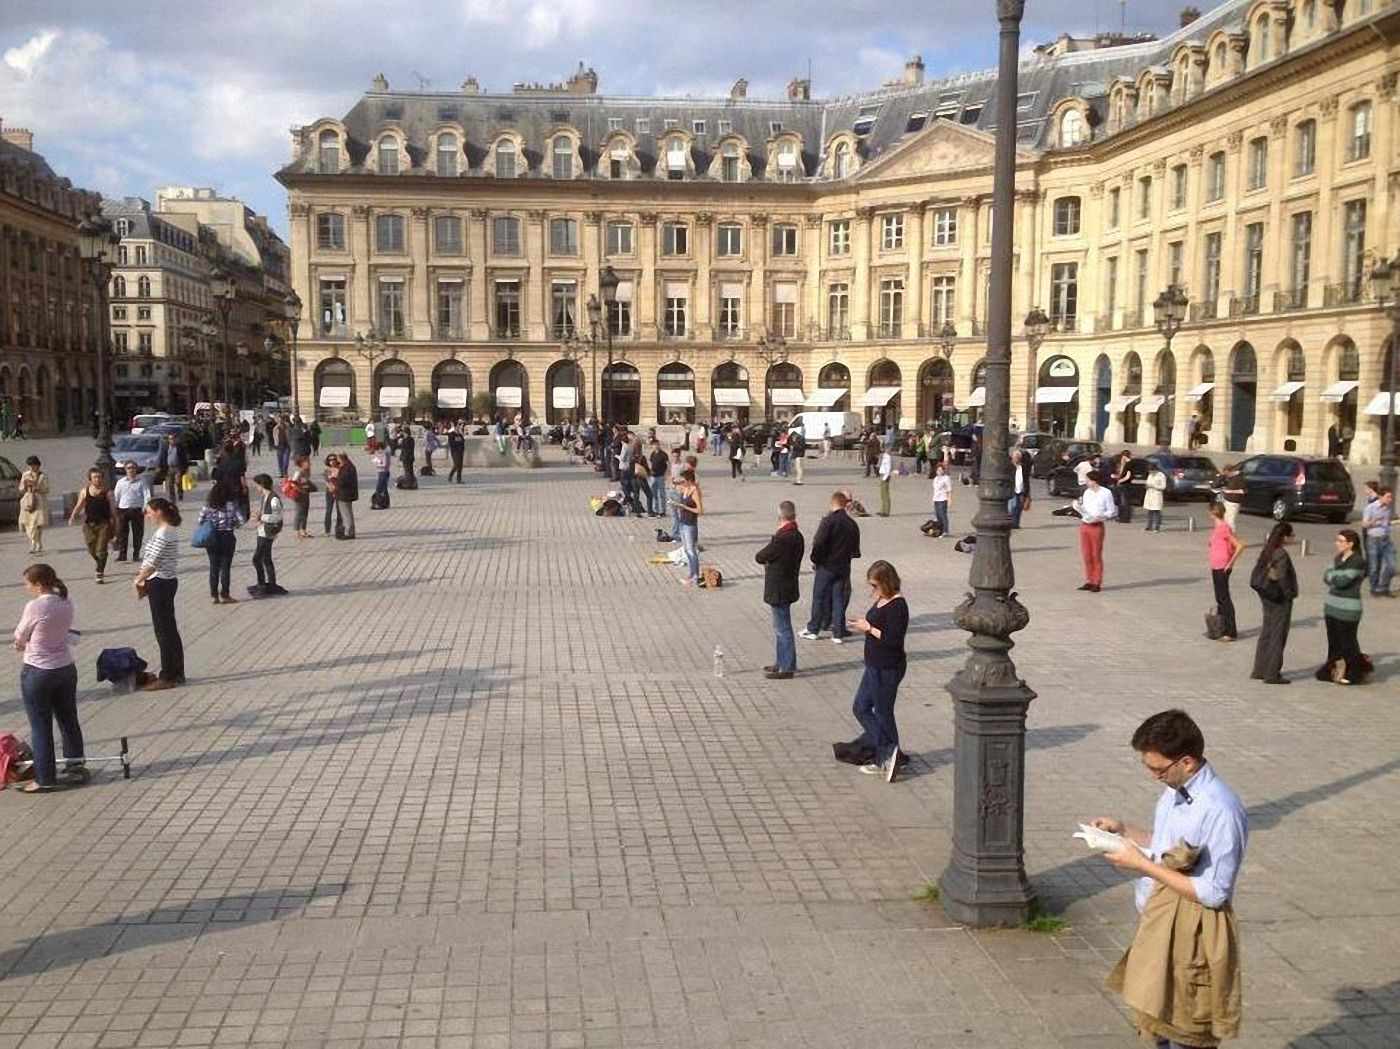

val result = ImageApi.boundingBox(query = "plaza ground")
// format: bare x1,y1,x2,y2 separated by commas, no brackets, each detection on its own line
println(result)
0,437,1396,1049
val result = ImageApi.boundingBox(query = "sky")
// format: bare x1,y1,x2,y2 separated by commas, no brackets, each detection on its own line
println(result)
2,0,1194,238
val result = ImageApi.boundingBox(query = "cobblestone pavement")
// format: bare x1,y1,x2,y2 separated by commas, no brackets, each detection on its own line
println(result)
1,438,1397,1049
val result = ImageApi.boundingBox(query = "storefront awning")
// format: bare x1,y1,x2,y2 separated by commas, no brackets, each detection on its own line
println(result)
1269,381,1305,402
1035,386,1078,404
1320,380,1359,402
769,388,805,406
378,386,409,408
964,387,986,408
494,385,522,408
318,386,351,408
1185,383,1215,401
436,388,468,409
713,387,751,407
659,388,695,407
1139,395,1168,414
861,386,901,408
1363,391,1398,416
1106,394,1140,413
804,387,848,408
551,386,577,409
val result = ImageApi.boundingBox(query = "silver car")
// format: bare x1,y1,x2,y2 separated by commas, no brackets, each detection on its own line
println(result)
0,455,18,526
111,434,165,472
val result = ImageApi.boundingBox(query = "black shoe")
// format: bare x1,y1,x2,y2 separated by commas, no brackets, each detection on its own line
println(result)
1262,676,1291,685
763,664,778,673
764,670,795,680
1077,583,1095,591
1087,584,1101,592
247,584,266,597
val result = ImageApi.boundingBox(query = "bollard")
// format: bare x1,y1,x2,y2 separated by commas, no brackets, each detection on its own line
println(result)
1300,538,1310,557
1187,515,1196,532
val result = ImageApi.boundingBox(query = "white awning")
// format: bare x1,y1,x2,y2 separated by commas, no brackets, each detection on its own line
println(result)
318,385,351,408
1320,380,1359,402
769,387,805,406
773,283,798,303
861,385,901,407
551,386,577,409
1185,382,1215,401
378,386,409,408
1139,394,1168,414
664,281,688,299
1035,386,1078,404
719,281,745,299
615,280,634,303
713,387,750,406
805,387,848,408
1363,391,1398,416
1269,380,1305,402
495,385,522,408
965,387,986,408
659,388,695,407
436,388,468,409
1106,394,1140,413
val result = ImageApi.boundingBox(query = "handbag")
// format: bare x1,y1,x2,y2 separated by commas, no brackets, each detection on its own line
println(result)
280,477,300,500
1204,607,1225,640
190,519,215,549
1249,558,1286,603
181,469,197,493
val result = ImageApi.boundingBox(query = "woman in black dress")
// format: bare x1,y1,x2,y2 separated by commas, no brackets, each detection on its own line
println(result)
848,559,910,783
1249,522,1298,685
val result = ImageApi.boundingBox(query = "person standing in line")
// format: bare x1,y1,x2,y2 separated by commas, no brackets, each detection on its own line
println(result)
789,426,806,485
322,453,340,536
863,432,880,478
1073,470,1117,592
18,456,50,554
249,474,287,597
274,416,291,478
336,452,359,539
157,433,189,503
1361,486,1394,597
370,439,391,505
1206,502,1246,642
133,498,184,691
69,468,116,584
648,440,669,520
675,469,703,588
1327,422,1343,459
801,491,861,644
11,563,86,793
730,430,746,481
447,425,466,483
290,416,312,461
877,444,894,517
1008,448,1030,529
848,559,909,783
423,427,440,475
1187,412,1201,450
633,442,655,517
1110,450,1134,525
493,415,508,455
755,500,804,680
250,419,264,457
288,454,313,539
931,461,952,537
396,425,416,479
821,421,832,459
1249,522,1298,685
197,480,245,605
263,415,276,454
1091,709,1248,1049
309,420,322,456
1317,529,1369,685
111,462,153,563
1143,462,1167,532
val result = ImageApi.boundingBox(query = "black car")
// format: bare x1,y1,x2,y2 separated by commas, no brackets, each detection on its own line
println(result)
1142,451,1220,501
1032,439,1104,480
1045,453,1106,497
741,422,785,449
1231,455,1355,522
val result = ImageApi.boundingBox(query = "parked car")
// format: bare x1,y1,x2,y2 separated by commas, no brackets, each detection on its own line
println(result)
741,422,785,449
1141,451,1220,501
129,412,174,434
1045,454,1103,498
111,434,166,472
1229,454,1355,522
1016,432,1054,461
0,454,19,526
1032,439,1103,480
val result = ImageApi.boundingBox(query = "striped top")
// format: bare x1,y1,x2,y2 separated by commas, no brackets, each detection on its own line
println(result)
1323,552,1366,623
198,502,245,532
141,526,179,580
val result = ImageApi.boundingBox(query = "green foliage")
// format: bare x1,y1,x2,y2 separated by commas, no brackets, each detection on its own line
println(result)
912,882,941,903
1023,903,1068,934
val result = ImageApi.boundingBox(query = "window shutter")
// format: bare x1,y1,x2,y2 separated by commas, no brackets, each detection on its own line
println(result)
774,283,797,303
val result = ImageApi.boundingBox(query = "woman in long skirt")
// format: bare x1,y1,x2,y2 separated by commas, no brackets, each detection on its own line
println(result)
1316,529,1370,685
1249,522,1298,685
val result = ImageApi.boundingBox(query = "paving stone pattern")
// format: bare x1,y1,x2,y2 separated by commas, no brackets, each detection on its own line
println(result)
1,439,1397,1048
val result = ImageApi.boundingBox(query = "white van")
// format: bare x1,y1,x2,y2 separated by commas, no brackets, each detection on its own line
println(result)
787,411,863,449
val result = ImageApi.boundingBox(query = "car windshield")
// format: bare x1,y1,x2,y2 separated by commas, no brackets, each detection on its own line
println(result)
114,436,160,453
1306,461,1351,484
133,416,168,427
1174,457,1216,471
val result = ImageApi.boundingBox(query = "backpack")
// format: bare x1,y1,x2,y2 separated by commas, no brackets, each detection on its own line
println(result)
597,499,623,517
395,474,418,490
0,733,34,788
953,535,978,553
370,490,390,510
1204,607,1226,640
920,519,943,538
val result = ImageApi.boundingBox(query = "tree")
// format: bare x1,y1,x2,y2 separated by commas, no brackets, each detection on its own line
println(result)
471,391,494,421
411,390,434,421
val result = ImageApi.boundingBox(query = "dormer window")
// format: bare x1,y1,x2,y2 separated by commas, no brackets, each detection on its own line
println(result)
552,135,573,179
721,144,741,183
437,134,458,177
1059,109,1085,148
496,140,517,179
833,142,851,179
775,140,799,182
377,138,400,176
665,137,688,180
318,130,340,174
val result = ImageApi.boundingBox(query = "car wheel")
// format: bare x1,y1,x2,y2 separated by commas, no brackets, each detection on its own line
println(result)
1271,497,1291,522
1328,511,1349,524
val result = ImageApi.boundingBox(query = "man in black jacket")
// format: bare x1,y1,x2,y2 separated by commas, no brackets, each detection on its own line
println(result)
801,491,861,644
335,453,359,539
755,500,805,680
447,425,466,483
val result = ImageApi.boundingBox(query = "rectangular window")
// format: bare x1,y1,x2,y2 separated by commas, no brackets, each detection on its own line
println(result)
378,279,405,337
552,142,572,180
138,332,153,354
1168,241,1184,287
1290,211,1312,296
492,216,521,255
135,247,147,265
1137,176,1152,220
1050,262,1078,329
771,224,798,256
319,142,340,174
1171,165,1187,210
1108,187,1121,228
375,214,405,253
114,332,129,353
878,277,904,336
663,283,688,336
1104,256,1119,314
718,285,743,337
319,279,347,335
433,215,463,255
829,220,850,255
608,117,622,131
606,221,634,255
1203,232,1222,301
1295,120,1316,176
138,306,152,322
716,223,743,257
437,145,458,178
1349,103,1372,162
436,280,464,337
607,281,633,336
378,141,399,176
550,281,578,338
1343,199,1367,295
494,280,521,337
721,152,740,182
717,119,732,134
933,207,957,246
549,217,578,255
316,212,346,251
1053,197,1081,236
112,306,127,321
771,284,797,338
881,213,904,250
635,118,650,134
495,146,516,179
1248,137,1268,191
931,275,955,326
663,118,678,130
1208,154,1226,201
828,282,849,336
692,119,706,135
662,222,688,256
1244,223,1264,307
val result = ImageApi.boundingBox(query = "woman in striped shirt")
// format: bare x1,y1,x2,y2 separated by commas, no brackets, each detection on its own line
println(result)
134,498,185,690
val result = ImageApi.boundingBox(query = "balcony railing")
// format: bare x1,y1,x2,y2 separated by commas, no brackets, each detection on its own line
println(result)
1347,135,1371,163
1096,313,1115,332
1275,286,1308,312
1189,300,1219,321
660,327,692,340
824,325,851,341
716,327,745,340
436,325,465,340
1228,294,1261,318
1048,315,1077,333
493,325,522,340
319,323,350,338
550,323,577,340
876,322,904,339
1323,281,1368,307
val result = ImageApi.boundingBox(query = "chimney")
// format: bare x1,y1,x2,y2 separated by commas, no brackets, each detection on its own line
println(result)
904,55,925,86
371,73,389,92
786,77,811,101
1179,6,1201,27
730,77,748,100
566,62,598,95
0,118,34,152
461,76,480,95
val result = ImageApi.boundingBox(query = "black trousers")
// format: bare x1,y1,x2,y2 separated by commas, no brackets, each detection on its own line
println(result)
115,507,144,558
1211,568,1237,638
1322,615,1363,682
146,576,184,682
449,453,464,483
253,535,277,587
206,531,235,598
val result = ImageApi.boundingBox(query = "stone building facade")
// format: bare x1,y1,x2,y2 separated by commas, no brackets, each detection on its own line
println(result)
279,0,1399,463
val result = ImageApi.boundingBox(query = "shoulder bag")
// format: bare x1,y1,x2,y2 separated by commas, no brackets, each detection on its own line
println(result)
190,519,215,549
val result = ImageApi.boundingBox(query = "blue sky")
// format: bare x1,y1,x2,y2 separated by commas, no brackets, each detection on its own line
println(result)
2,0,1191,237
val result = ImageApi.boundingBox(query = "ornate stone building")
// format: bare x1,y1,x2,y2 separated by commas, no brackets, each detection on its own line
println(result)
0,119,105,434
280,0,1399,463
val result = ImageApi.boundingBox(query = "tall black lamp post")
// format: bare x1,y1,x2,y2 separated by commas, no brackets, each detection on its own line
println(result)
583,265,620,425
211,266,236,405
938,0,1038,928
756,334,788,422
284,291,303,416
1367,256,1400,492
77,215,121,483
1153,285,1189,448
938,321,958,360
1022,307,1051,431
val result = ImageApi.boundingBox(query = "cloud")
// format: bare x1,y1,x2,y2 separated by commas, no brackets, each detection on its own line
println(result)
2,28,57,75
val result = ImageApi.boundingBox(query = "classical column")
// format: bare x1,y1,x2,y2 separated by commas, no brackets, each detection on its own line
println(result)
1311,96,1340,308
409,206,431,341
638,213,659,340
852,207,874,340
957,197,980,334
1267,116,1291,310
750,213,769,338
906,202,926,338
1218,131,1244,316
804,214,824,340
350,205,372,335
525,210,546,342
468,209,490,341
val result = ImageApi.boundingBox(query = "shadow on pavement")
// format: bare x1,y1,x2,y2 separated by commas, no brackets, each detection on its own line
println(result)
904,722,1102,779
1286,980,1400,1047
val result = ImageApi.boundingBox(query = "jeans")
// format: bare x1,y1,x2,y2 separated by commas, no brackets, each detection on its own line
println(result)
679,523,700,581
621,474,643,514
1368,535,1395,594
206,530,235,598
650,475,666,516
294,495,310,532
375,470,391,500
770,603,796,672
20,663,82,787
933,501,949,535
711,435,724,456
146,576,184,682
253,535,277,588
1211,567,1238,637
1007,493,1024,529
276,446,291,477
806,566,851,638
852,663,905,764
338,500,356,537
115,507,144,559
324,494,339,534
778,451,790,477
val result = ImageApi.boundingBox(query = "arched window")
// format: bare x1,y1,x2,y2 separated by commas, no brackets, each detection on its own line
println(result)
1254,17,1271,63
436,133,458,177
1213,42,1226,78
318,129,340,173
112,276,126,297
834,142,850,178
137,276,151,298
552,135,573,180
377,137,400,175
1060,109,1085,148
495,140,517,179
1287,344,1306,382
1053,197,1081,236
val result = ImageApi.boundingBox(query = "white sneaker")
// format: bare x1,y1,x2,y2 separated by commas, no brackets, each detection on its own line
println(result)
860,762,883,775
798,630,820,641
831,636,846,645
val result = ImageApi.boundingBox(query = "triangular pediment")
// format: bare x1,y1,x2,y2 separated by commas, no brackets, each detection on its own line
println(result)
855,121,1031,182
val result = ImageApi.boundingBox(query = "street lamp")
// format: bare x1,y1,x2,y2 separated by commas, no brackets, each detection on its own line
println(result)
938,0,1037,929
77,214,121,483
938,321,958,360
1153,284,1189,352
1022,307,1051,431
757,334,788,423
284,291,302,417
210,266,236,405
353,328,395,431
582,265,621,427
1367,256,1400,493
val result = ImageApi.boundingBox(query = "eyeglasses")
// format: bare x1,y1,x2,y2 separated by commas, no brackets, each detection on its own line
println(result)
1142,755,1185,780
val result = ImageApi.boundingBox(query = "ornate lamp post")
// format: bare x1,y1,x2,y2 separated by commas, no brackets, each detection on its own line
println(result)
353,327,392,432
938,321,958,360
1022,307,1051,431
756,333,788,422
1153,284,1188,353
284,291,303,416
938,0,1038,928
1367,257,1400,492
210,266,236,405
583,265,621,426
77,215,121,483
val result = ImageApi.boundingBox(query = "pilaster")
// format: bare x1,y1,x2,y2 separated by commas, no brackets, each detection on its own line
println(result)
468,209,490,341
526,210,546,341
749,213,769,336
350,205,372,333
638,213,658,339
694,213,713,339
958,197,980,333
1312,96,1340,305
409,207,431,340
853,207,873,340
906,202,926,337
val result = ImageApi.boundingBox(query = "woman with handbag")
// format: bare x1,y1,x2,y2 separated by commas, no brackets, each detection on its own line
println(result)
322,453,341,536
133,498,184,689
1316,529,1370,685
18,456,50,554
285,455,313,538
68,468,116,584
1249,523,1298,684
195,480,245,605
249,474,287,597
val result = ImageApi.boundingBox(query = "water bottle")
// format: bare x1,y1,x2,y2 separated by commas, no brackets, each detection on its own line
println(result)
713,645,725,679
